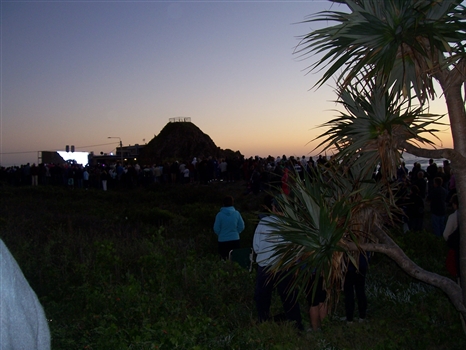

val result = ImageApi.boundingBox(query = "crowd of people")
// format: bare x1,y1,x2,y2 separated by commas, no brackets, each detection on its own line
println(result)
0,154,323,192
396,158,457,238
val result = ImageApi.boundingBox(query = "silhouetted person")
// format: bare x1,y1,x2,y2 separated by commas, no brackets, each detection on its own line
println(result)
430,177,447,236
406,185,425,232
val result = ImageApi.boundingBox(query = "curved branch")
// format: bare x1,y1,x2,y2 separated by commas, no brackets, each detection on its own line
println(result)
345,237,466,320
401,141,466,169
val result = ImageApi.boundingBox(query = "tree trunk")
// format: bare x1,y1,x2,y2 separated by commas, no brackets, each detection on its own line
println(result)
350,236,466,321
402,66,466,323
436,68,466,319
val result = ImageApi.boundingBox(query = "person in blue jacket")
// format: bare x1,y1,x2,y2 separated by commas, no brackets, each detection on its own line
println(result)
213,196,245,259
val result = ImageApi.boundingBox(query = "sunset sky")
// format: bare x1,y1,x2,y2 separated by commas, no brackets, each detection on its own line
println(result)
1,0,453,167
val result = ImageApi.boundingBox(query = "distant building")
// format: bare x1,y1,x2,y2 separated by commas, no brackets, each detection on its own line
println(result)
39,151,66,165
89,144,145,166
118,144,144,160
169,117,191,123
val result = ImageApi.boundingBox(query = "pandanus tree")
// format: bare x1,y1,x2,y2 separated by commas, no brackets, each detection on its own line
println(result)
269,0,466,322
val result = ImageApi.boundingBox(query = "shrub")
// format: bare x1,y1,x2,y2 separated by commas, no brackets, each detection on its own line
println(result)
0,184,465,349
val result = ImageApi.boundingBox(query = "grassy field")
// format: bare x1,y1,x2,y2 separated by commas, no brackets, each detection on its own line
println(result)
0,180,465,349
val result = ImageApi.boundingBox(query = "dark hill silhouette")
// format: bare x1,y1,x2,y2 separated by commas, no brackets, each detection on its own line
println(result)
140,122,241,163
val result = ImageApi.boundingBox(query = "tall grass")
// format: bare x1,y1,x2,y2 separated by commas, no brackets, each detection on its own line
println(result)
0,182,464,349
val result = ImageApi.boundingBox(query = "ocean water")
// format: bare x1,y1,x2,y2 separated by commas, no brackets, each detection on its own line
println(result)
305,153,447,172
401,153,447,172
303,153,447,173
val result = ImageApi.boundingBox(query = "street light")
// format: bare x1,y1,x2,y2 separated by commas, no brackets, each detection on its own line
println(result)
108,136,123,163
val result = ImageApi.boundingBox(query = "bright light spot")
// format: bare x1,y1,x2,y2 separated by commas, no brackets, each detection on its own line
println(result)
57,151,89,166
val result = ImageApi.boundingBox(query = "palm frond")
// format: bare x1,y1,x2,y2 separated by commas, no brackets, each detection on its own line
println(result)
313,78,445,183
266,165,392,306
296,0,466,104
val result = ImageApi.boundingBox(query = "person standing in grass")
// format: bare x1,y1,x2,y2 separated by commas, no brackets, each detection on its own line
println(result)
429,177,447,237
213,196,245,259
406,185,425,232
342,253,369,324
444,194,460,278
444,194,459,242
253,197,304,331
83,166,90,189
306,271,328,331
100,168,109,191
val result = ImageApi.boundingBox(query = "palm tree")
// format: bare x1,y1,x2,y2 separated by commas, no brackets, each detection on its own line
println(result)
281,0,466,320
267,161,392,307
314,78,443,185
268,82,465,319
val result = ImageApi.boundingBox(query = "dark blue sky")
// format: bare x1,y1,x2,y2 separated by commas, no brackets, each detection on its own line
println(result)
0,1,449,166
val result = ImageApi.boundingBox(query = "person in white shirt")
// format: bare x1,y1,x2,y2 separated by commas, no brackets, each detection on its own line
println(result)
219,159,228,181
443,194,458,241
253,196,304,331
0,239,51,350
